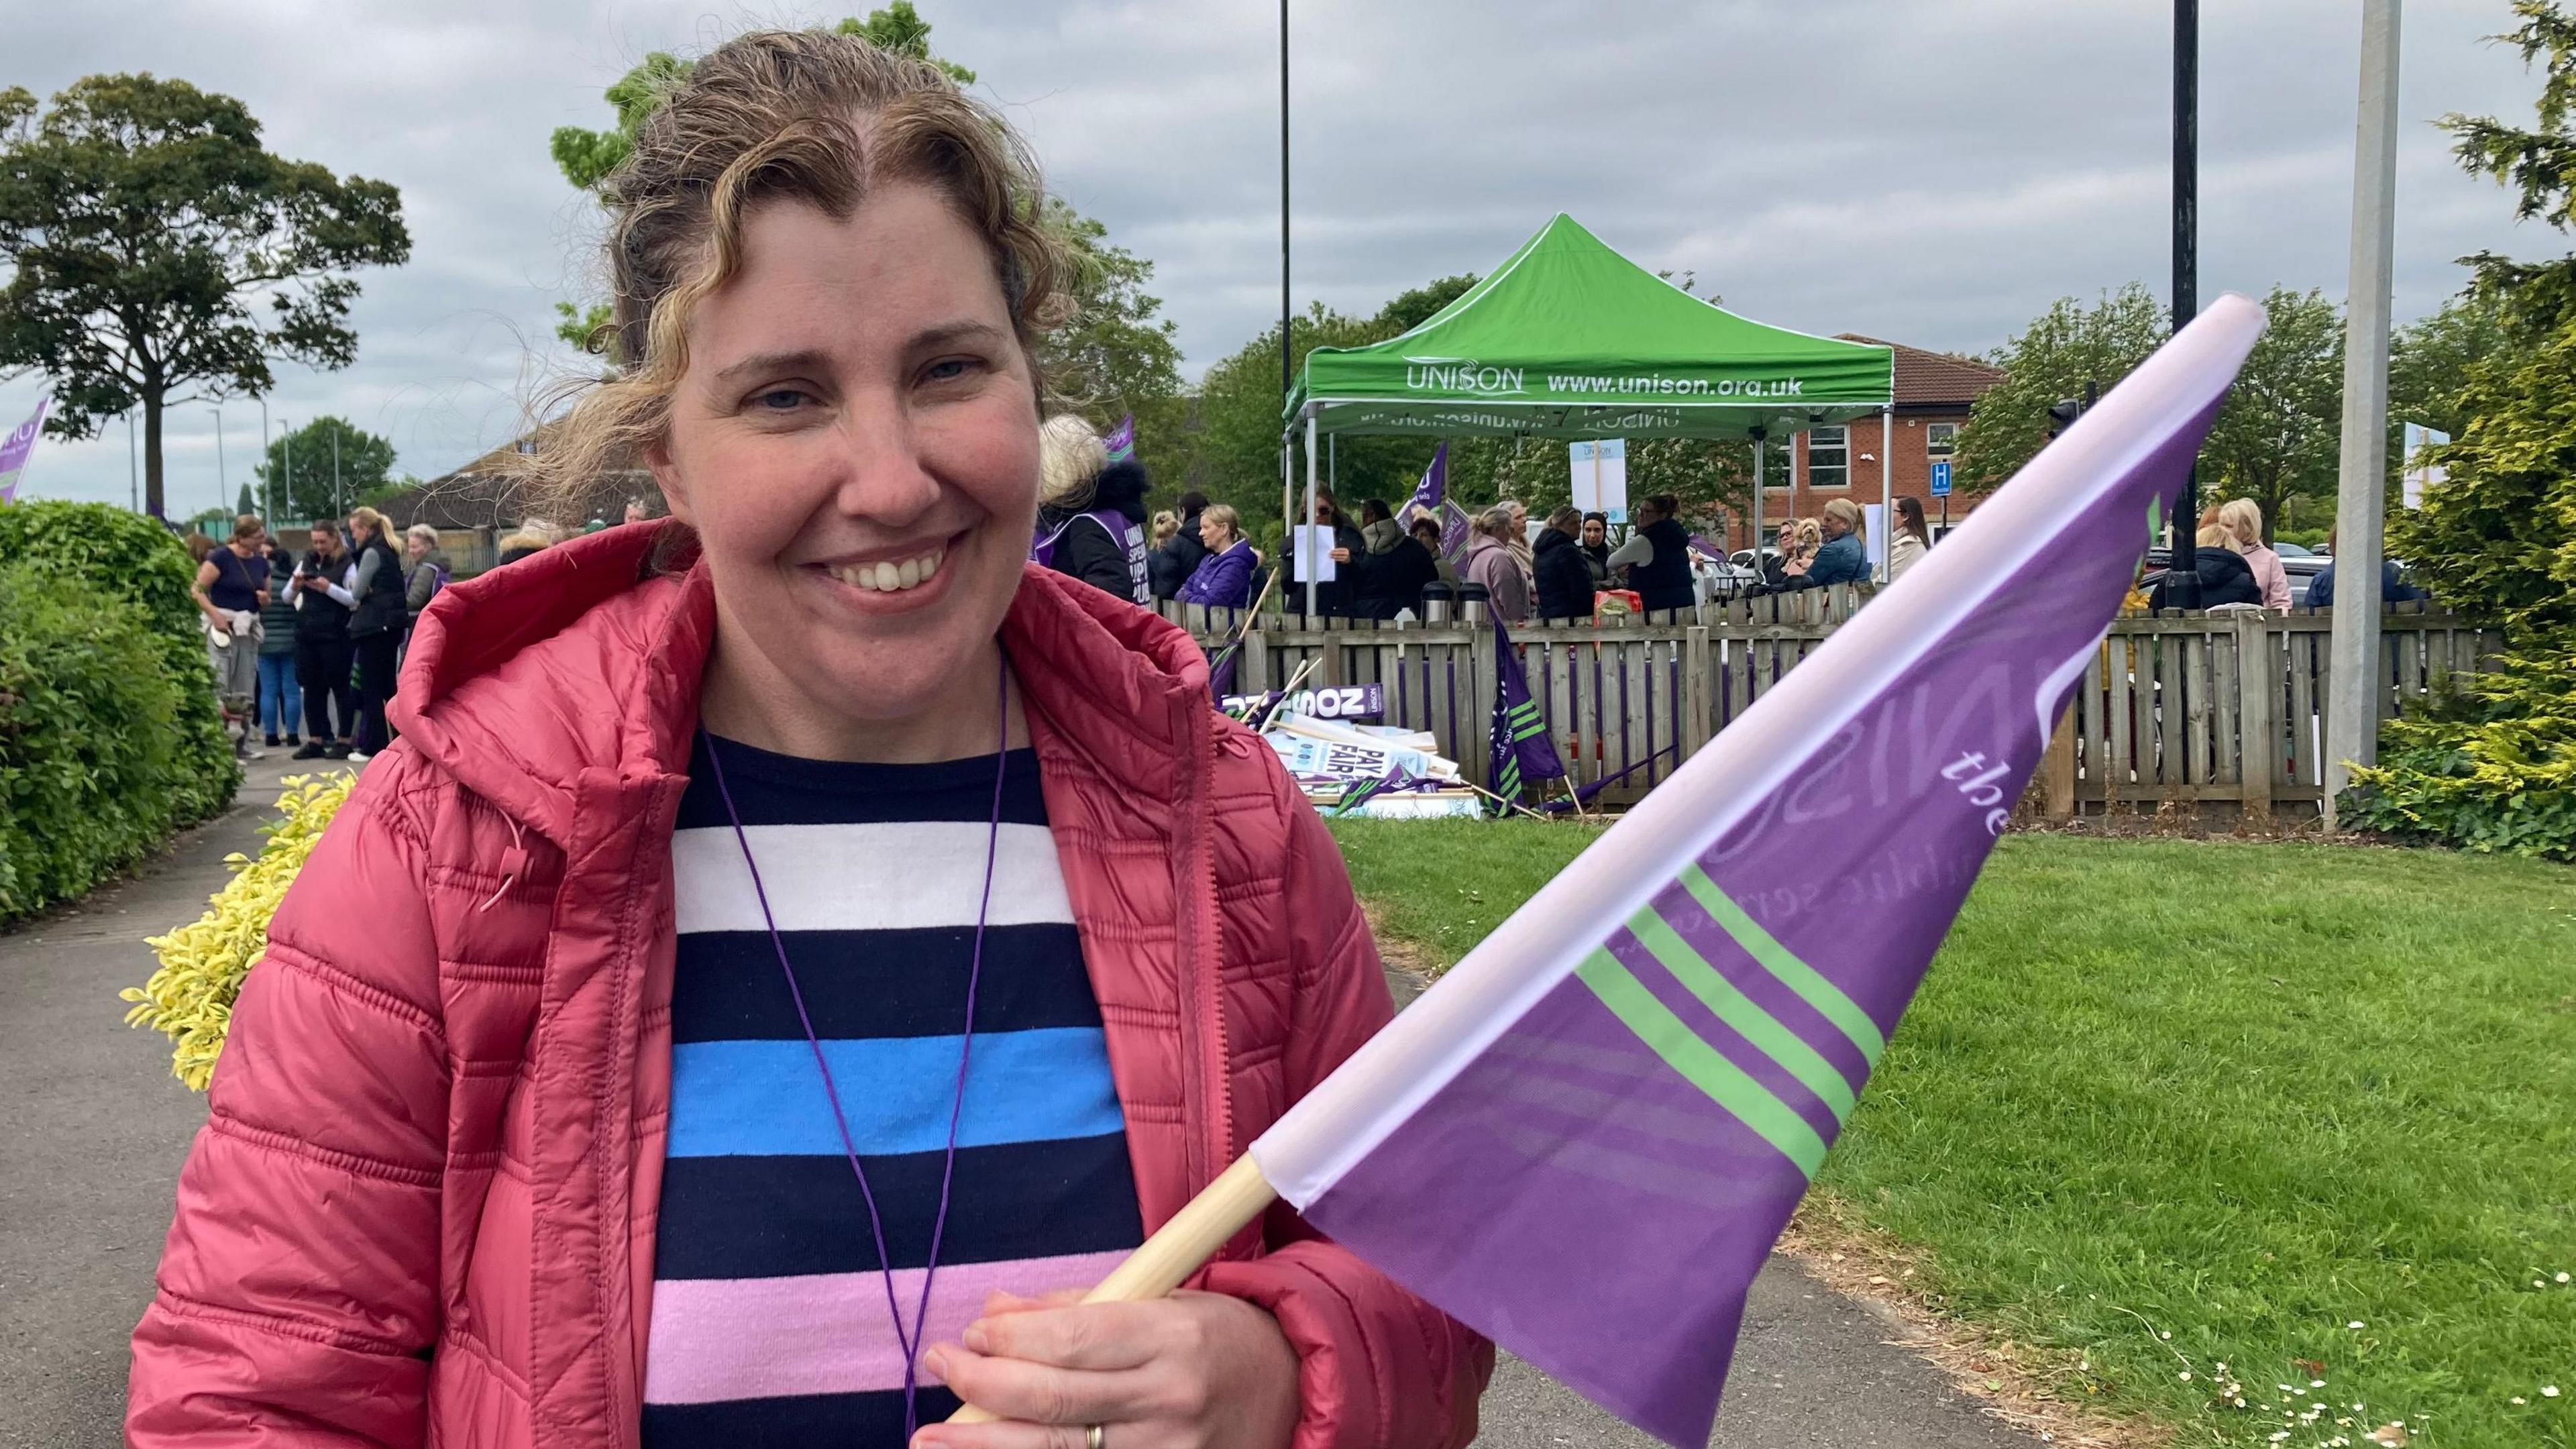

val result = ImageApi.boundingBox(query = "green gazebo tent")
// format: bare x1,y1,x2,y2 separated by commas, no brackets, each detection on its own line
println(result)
1279,213,1898,608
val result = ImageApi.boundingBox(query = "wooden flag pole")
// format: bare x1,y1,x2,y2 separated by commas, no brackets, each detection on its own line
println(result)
947,1156,1279,1424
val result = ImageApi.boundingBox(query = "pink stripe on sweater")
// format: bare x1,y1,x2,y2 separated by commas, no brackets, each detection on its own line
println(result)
642,1251,1128,1405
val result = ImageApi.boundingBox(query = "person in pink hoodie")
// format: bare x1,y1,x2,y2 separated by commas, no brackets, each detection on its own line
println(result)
127,29,1488,1449
2220,498,2292,611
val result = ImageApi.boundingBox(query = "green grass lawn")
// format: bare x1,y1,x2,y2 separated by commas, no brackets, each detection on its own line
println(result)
1330,822,2576,1449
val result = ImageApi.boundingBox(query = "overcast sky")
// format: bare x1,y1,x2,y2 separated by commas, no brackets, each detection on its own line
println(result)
1,0,2553,513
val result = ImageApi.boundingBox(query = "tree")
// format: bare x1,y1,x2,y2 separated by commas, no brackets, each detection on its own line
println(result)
1375,274,1478,335
548,7,972,197
2385,0,2576,637
2389,288,2516,439
254,416,394,523
2198,286,2344,541
1189,305,1399,543
1947,284,2169,494
1034,201,1187,492
235,482,255,519
0,75,409,519
549,5,977,357
2341,1,2576,857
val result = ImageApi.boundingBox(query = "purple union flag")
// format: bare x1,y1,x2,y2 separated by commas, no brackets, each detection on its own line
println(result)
1246,298,2265,1447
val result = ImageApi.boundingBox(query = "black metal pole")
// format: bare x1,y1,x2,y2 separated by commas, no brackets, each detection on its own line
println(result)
1280,0,1291,404
2166,0,2203,608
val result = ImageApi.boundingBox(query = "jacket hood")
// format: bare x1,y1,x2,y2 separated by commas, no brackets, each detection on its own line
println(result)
393,521,1212,847
1534,527,1578,554
1362,519,1404,555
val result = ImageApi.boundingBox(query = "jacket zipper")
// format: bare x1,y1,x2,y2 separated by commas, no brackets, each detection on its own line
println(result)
1176,699,1234,1205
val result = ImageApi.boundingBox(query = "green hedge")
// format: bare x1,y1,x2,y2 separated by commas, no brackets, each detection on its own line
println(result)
0,503,240,924
2339,645,2576,862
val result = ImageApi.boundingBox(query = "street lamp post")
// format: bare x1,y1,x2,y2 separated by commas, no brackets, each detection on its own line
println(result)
258,398,271,521
2324,0,2405,825
2164,0,2204,610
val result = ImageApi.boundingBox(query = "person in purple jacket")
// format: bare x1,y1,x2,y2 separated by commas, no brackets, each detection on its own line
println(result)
1177,503,1257,608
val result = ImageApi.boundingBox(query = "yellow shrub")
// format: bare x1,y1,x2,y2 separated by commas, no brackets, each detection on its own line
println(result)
121,771,356,1090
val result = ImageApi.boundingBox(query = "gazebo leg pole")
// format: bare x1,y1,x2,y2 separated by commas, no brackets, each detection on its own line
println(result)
1880,405,1894,583
1281,435,1293,600
1751,437,1765,574
1303,412,1320,619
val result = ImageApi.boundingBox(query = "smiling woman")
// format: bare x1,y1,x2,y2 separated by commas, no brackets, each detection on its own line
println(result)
125,28,1490,1449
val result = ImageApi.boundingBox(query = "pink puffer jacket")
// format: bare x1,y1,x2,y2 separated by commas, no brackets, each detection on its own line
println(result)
128,524,1490,1448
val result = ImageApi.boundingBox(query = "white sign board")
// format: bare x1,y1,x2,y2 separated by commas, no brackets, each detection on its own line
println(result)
2402,422,2449,511
1569,438,1629,523
1863,502,1888,579
1289,524,1339,582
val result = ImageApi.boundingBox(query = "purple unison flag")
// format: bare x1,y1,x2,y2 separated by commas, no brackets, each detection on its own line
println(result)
1102,413,1136,463
0,397,53,504
1489,616,1567,806
1245,297,2264,1447
1400,444,1449,527
1205,640,1241,704
1438,498,1474,569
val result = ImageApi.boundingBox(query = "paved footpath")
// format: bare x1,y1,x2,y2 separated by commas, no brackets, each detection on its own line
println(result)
1,755,2043,1448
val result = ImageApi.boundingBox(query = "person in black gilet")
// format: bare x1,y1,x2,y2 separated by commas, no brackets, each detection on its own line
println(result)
1617,492,1698,615
342,506,409,759
287,523,358,759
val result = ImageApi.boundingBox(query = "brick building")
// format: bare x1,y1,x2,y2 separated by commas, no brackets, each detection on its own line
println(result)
1728,336,2002,550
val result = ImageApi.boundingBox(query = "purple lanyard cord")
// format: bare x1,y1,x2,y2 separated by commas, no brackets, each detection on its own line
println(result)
697,651,1010,1440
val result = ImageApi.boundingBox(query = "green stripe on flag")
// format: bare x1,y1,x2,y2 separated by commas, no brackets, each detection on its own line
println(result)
1575,951,1828,1178
1625,908,1858,1124
1678,867,1886,1067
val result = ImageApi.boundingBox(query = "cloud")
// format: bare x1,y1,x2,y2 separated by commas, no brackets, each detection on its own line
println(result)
1,0,2548,508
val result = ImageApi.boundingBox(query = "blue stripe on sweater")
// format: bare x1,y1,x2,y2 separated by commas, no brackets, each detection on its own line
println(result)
666,1029,1124,1158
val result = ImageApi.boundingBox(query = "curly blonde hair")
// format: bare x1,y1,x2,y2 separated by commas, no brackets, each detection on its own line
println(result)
507,28,1070,527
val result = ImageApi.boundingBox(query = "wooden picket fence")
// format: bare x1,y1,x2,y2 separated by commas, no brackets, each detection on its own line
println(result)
1163,591,2502,822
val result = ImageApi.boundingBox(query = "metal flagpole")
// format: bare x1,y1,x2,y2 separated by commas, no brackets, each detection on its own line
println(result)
258,398,271,521
2324,0,2403,825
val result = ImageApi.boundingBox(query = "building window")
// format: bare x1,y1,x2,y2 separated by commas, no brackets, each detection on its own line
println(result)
1806,426,1849,489
1926,421,1958,458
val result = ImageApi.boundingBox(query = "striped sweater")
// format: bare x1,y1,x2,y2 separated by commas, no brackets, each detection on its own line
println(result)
641,735,1144,1446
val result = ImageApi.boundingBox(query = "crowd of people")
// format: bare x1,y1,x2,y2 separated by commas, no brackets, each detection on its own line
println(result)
184,483,2410,773
1015,418,1906,624
184,509,452,762
1009,423,1951,627
2143,497,2422,611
